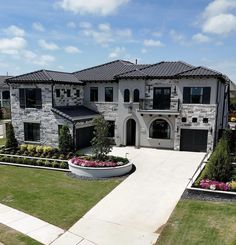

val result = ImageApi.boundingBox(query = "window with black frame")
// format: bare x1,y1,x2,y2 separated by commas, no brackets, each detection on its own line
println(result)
183,87,211,104
24,123,40,142
124,89,130,102
90,87,98,102
19,88,42,108
149,119,170,139
133,89,140,102
105,87,113,102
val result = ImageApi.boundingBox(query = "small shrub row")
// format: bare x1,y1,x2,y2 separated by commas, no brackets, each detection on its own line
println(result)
0,155,68,169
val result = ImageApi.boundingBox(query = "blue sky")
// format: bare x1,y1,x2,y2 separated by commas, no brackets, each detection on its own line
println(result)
0,0,236,81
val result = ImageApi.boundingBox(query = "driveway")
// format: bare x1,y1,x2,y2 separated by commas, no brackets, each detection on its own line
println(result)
52,147,206,245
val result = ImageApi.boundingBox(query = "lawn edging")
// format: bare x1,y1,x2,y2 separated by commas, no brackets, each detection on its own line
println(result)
0,161,70,172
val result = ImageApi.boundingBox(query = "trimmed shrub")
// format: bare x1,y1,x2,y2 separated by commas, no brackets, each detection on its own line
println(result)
36,145,44,154
44,161,52,167
43,146,53,154
59,154,65,160
20,144,28,152
60,162,68,169
27,145,36,152
52,161,60,168
59,125,73,153
5,123,18,148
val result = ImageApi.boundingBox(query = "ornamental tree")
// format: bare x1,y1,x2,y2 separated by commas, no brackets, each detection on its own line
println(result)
5,123,18,148
59,125,73,153
91,116,112,160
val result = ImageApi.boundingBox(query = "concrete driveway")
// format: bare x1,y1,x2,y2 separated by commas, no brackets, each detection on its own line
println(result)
53,147,206,245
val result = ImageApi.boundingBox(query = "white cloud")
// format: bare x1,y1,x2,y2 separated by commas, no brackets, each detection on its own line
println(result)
144,39,164,47
4,25,25,37
115,28,132,38
98,23,111,32
152,31,162,37
67,22,76,28
32,22,45,32
108,46,126,59
170,30,187,45
192,33,211,43
58,0,129,16
22,50,55,66
64,46,81,53
0,37,27,54
38,39,59,50
202,0,236,34
79,21,92,29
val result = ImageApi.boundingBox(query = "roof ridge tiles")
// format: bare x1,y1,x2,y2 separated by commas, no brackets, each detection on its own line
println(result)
73,59,133,74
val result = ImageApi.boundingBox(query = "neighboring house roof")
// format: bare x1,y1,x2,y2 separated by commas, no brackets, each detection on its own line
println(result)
73,60,148,82
230,81,236,98
6,70,82,84
117,61,229,82
0,76,12,89
52,106,99,121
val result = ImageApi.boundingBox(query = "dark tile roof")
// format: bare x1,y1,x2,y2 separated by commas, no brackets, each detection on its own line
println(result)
73,60,148,81
52,106,99,121
117,61,227,80
7,70,82,84
0,76,12,89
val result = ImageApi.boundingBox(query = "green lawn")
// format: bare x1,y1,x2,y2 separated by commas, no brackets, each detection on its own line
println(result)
0,224,41,245
0,138,6,146
157,200,236,245
0,166,123,229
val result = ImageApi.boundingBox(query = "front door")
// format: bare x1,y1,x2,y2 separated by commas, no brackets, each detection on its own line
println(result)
126,119,136,146
153,87,171,109
76,126,94,149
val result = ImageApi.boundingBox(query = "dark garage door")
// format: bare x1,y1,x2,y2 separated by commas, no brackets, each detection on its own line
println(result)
76,126,94,149
180,129,208,152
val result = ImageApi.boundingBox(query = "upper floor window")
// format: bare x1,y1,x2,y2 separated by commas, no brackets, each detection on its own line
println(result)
67,89,71,97
2,91,10,100
76,89,80,97
24,122,40,142
124,89,130,102
19,88,42,109
133,89,140,103
55,89,60,98
105,87,113,102
90,87,98,102
149,119,170,139
183,87,211,104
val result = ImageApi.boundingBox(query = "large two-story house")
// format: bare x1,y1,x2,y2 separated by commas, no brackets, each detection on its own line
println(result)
6,60,230,152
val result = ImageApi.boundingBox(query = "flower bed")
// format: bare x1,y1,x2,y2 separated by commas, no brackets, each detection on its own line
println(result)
0,155,68,169
68,156,132,178
199,179,231,191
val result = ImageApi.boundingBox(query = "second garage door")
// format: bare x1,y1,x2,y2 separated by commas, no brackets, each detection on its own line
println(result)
180,129,208,152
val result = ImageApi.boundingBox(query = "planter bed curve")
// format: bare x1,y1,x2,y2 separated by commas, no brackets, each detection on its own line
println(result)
68,160,133,178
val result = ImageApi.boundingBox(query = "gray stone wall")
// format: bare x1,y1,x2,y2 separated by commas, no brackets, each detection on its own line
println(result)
174,104,217,151
54,84,83,107
10,83,73,147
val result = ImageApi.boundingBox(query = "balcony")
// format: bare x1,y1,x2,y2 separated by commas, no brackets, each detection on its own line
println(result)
138,98,180,115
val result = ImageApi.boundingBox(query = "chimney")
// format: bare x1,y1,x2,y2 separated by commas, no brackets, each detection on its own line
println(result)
135,59,138,64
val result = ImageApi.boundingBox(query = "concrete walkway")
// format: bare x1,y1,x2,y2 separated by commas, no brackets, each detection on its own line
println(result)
0,203,64,244
52,147,206,245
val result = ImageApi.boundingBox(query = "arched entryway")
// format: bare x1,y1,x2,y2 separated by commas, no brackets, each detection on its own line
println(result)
126,119,136,146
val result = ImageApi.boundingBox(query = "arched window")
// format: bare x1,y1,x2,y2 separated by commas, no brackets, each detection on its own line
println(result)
149,119,170,139
133,89,140,103
2,91,10,100
124,89,130,102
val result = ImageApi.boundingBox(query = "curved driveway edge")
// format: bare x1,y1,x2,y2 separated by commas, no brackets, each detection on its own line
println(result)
52,147,206,245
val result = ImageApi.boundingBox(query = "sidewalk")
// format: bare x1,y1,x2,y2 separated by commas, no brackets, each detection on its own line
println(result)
0,203,64,245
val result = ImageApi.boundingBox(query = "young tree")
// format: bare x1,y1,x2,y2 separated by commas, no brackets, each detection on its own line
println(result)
5,123,18,148
91,116,112,160
59,125,73,153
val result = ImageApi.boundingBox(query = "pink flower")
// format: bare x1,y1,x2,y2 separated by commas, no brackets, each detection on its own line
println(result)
71,157,118,168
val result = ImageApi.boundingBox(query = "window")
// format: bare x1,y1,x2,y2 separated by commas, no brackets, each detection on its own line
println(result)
105,87,113,102
107,121,115,137
192,117,197,123
76,89,80,97
67,89,71,97
153,87,171,109
149,119,170,139
2,91,10,100
90,87,98,102
19,88,42,108
133,89,140,102
56,89,60,98
203,118,208,123
183,87,211,104
124,89,130,102
182,117,187,123
24,123,40,142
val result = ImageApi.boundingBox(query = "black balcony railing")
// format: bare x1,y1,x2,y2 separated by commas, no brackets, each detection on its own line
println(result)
139,98,180,111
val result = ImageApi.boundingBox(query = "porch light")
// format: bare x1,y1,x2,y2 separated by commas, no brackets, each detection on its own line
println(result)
128,105,133,113
173,86,177,95
210,127,213,134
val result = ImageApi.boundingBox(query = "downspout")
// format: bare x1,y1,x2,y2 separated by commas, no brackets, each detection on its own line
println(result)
214,79,220,147
73,122,76,151
51,83,54,108
221,83,228,128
